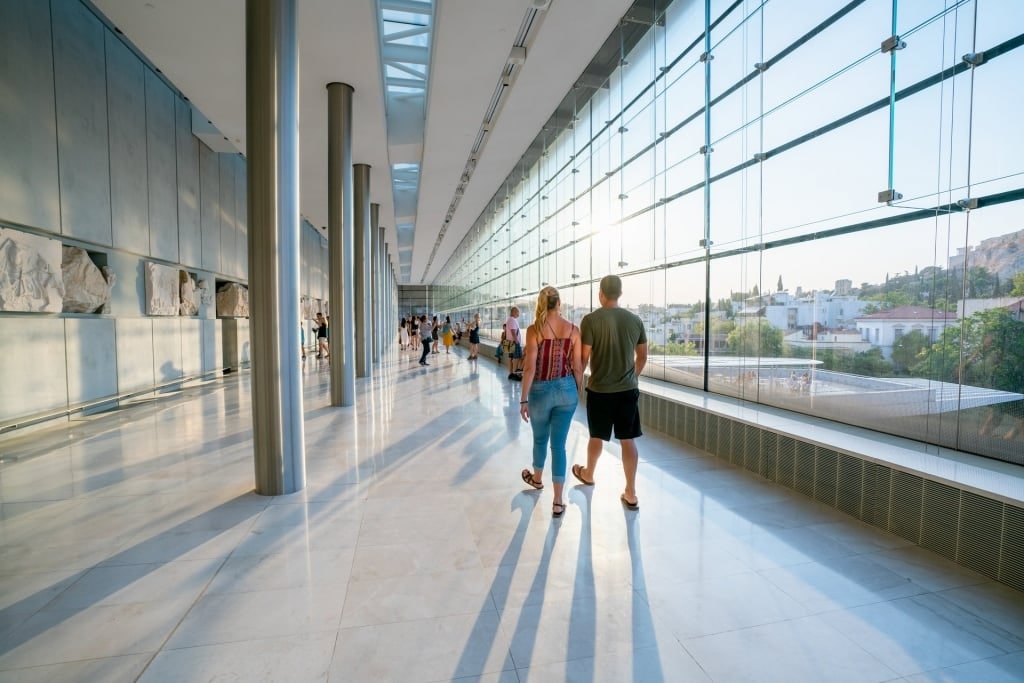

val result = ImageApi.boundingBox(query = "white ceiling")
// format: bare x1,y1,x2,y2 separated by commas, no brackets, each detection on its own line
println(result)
90,0,634,284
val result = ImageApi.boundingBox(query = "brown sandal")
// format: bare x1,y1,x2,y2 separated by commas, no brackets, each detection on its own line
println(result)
571,464,594,486
521,468,543,490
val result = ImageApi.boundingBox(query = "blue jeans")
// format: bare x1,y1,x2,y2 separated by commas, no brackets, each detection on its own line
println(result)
529,375,578,483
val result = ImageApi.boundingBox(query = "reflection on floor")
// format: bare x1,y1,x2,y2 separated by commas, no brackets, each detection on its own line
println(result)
1,345,1023,682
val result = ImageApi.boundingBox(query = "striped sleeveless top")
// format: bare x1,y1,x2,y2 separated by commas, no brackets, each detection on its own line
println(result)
534,333,574,381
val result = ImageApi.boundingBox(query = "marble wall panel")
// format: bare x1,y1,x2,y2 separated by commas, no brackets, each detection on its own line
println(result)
115,318,155,393
176,98,201,268
0,0,60,231
235,159,248,280
219,154,237,278
106,31,149,255
0,318,69,423
152,318,183,384
105,252,144,316
199,142,220,272
146,69,178,262
144,261,180,316
237,318,250,363
300,226,311,297
0,228,64,312
65,318,117,406
180,319,202,377
52,0,111,245
203,319,219,372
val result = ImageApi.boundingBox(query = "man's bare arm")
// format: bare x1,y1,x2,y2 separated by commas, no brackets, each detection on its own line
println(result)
634,343,648,377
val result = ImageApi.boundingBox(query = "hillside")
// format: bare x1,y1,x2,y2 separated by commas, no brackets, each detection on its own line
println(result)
948,228,1024,280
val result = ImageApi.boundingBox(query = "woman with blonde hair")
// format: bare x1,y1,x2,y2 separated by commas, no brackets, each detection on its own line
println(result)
519,286,583,517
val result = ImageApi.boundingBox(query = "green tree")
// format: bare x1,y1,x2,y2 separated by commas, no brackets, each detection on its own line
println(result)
913,308,1024,390
891,329,930,373
777,275,784,292
726,319,782,357
861,302,881,315
966,266,995,298
694,318,736,336
849,348,895,376
1011,272,1024,297
650,341,699,356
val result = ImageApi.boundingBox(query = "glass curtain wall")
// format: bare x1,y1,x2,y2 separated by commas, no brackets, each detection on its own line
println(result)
436,0,1024,467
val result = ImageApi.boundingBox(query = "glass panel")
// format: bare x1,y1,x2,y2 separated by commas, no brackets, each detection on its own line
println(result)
435,0,1024,468
657,263,708,390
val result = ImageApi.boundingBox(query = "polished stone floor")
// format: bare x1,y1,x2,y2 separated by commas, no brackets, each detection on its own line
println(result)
1,344,1023,682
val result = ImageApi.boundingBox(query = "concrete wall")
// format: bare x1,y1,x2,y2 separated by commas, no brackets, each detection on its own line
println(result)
0,0,326,427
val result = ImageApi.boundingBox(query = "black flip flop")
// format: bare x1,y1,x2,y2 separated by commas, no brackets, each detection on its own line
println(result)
552,502,566,518
620,494,640,511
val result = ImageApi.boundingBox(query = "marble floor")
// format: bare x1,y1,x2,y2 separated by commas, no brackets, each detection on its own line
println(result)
1,344,1023,682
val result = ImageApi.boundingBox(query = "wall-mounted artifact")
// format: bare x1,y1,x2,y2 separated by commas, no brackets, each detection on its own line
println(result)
179,272,199,316
0,228,64,312
62,246,115,313
216,282,249,317
144,261,180,315
197,280,215,307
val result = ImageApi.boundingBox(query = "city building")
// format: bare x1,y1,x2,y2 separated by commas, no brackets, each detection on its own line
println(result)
855,306,959,358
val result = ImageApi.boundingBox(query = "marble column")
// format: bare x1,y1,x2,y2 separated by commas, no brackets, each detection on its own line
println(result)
247,0,305,495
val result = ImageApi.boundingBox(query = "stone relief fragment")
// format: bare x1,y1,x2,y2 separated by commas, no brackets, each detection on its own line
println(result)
144,261,181,316
61,246,114,313
197,280,215,307
216,282,249,317
100,267,116,313
0,228,64,312
179,272,199,316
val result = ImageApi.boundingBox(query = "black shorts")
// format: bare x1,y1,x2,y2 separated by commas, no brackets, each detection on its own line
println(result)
586,388,642,441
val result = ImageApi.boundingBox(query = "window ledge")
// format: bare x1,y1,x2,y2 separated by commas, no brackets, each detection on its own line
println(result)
639,376,1024,507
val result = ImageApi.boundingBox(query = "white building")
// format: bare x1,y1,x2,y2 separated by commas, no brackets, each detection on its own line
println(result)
855,306,958,359
750,290,869,332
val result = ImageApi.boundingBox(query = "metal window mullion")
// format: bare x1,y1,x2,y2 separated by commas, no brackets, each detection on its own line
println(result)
702,0,712,392
886,0,899,195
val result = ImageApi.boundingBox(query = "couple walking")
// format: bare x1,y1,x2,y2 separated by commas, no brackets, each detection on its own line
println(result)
519,275,648,517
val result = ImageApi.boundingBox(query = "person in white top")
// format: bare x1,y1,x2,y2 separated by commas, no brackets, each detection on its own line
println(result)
505,306,523,380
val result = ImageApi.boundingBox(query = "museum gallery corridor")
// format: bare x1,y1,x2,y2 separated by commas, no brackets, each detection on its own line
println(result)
1,346,1023,682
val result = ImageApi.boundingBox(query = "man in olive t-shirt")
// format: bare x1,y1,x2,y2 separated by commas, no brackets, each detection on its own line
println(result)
573,275,648,510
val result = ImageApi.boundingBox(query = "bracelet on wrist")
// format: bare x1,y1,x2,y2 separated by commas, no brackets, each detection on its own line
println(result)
520,400,528,404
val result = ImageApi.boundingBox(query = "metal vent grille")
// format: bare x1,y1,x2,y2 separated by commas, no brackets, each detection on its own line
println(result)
814,448,839,508
920,480,960,562
777,435,796,489
1001,504,1024,592
837,452,863,518
727,420,742,465
704,414,719,454
743,424,761,473
761,430,778,481
862,462,891,529
889,470,923,543
684,406,697,446
959,490,1002,580
668,403,682,441
636,394,1024,593
795,441,816,498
